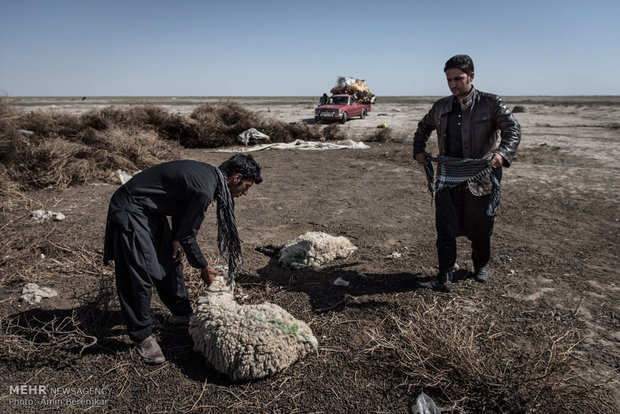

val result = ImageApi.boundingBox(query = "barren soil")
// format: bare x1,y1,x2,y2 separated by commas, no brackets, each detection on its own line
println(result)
1,96,618,413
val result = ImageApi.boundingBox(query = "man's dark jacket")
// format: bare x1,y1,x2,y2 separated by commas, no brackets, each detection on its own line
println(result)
413,88,521,195
103,160,219,278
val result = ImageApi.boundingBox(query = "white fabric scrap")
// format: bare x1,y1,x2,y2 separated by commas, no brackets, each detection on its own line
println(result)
116,169,134,184
238,128,271,145
30,210,65,222
19,283,58,304
211,139,370,153
333,277,350,287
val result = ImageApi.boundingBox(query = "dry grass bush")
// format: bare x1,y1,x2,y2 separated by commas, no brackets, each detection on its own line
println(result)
0,101,335,191
321,123,347,141
260,119,323,142
17,111,83,140
161,112,229,148
78,126,178,176
80,105,169,131
3,126,178,189
364,127,392,142
1,107,179,190
365,297,616,413
13,137,93,189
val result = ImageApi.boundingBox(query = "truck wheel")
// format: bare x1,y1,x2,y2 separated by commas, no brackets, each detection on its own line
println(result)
340,112,348,124
360,108,367,119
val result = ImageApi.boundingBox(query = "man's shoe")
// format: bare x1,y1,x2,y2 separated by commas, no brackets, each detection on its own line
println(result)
431,271,453,293
136,336,165,365
167,313,193,326
474,267,489,283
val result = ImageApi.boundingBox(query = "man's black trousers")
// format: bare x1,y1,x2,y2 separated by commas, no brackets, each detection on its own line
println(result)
110,213,192,343
435,185,495,274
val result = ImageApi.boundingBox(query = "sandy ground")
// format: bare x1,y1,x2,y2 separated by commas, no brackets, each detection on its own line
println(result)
1,95,619,412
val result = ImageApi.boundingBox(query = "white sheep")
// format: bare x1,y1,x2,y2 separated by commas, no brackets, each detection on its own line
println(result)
279,231,357,268
189,277,318,381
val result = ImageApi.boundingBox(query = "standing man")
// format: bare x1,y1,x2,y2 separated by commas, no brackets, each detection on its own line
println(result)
103,154,262,364
413,55,521,293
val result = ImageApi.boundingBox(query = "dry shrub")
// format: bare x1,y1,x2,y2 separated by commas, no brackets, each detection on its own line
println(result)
321,123,347,141
365,297,616,413
159,103,261,148
364,127,392,142
194,102,260,140
3,127,177,190
0,105,21,164
8,137,93,189
163,103,325,147
0,100,340,190
79,126,177,175
160,114,227,148
198,102,259,129
81,105,169,131
260,119,323,143
15,111,82,140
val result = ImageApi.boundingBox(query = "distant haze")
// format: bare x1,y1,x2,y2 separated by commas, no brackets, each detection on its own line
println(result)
1,0,619,97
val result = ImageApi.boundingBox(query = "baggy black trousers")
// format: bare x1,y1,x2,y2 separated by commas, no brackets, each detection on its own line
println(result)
435,185,495,274
105,188,192,343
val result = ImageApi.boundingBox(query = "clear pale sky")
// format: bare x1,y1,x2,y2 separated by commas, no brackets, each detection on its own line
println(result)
1,0,619,97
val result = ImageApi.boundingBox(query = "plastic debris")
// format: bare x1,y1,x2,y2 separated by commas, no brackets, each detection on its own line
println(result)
333,277,350,287
19,283,58,304
117,169,134,184
30,210,65,222
238,128,271,146
412,392,440,414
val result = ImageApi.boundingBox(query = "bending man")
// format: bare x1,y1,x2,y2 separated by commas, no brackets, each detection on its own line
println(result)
103,154,262,364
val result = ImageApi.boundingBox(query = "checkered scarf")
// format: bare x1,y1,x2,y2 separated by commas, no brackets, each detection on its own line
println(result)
215,169,241,283
423,155,502,216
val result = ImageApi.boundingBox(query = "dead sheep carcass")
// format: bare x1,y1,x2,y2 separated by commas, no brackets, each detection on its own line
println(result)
189,277,318,381
278,231,357,268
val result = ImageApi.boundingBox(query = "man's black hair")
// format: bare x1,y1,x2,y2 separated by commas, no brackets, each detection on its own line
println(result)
444,54,474,75
218,154,263,184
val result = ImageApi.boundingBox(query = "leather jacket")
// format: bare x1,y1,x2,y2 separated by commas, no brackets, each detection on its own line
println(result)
413,88,521,195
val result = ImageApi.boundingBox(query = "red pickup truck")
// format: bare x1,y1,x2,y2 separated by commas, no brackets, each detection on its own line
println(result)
314,94,371,124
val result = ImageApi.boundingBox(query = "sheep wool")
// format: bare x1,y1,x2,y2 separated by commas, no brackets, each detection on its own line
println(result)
279,231,357,267
189,277,318,381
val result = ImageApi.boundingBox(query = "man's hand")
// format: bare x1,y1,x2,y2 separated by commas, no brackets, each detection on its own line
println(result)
415,152,430,165
488,153,504,168
200,265,222,286
172,240,185,263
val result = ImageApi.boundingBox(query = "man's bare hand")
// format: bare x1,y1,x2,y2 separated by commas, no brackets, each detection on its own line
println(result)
200,265,222,286
488,153,504,168
172,240,185,263
415,152,430,165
